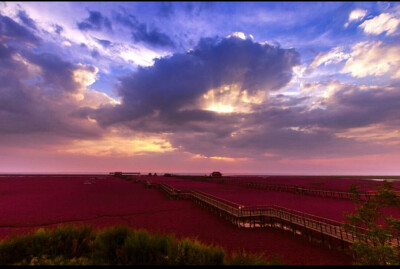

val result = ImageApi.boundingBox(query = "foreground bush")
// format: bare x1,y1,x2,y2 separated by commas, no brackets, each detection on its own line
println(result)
0,225,281,265
344,181,400,265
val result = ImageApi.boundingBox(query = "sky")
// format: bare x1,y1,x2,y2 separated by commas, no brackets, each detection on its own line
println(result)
1,2,400,174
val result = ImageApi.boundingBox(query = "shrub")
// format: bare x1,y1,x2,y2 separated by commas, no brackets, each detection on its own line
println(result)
0,225,93,265
0,225,281,265
0,233,32,264
92,226,131,264
172,238,225,265
121,230,174,265
344,181,400,265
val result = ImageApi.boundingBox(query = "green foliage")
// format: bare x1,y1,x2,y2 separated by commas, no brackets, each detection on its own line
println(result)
121,230,174,265
0,225,93,265
0,233,31,264
172,238,225,265
92,226,130,264
344,181,400,265
0,225,279,265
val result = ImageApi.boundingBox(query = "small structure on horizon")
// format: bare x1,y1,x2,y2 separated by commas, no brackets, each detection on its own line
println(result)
210,171,222,177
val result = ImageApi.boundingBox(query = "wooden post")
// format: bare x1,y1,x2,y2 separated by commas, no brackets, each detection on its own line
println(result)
340,229,344,250
320,224,324,244
290,214,296,235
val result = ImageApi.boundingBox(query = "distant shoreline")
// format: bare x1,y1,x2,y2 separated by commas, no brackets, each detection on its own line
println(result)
1,173,400,181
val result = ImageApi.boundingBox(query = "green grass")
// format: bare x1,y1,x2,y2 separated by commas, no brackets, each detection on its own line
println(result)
0,225,285,265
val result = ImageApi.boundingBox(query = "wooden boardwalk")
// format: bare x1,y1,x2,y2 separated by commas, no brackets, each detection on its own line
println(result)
149,181,399,251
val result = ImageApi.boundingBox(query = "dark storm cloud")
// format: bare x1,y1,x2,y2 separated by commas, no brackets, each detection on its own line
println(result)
24,52,80,93
0,43,34,116
17,10,37,30
166,91,399,159
113,11,138,29
90,36,300,127
132,23,175,48
0,16,100,139
113,11,175,49
0,14,40,45
167,127,342,159
300,85,400,129
192,37,299,92
77,10,112,32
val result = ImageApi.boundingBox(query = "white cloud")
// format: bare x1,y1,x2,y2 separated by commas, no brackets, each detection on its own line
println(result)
344,9,367,28
227,32,253,40
309,46,350,70
349,9,367,21
359,13,400,35
342,41,400,78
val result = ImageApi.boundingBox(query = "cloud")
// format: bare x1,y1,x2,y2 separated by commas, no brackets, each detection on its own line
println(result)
2,5,400,168
17,9,37,30
94,37,112,48
167,80,400,159
54,24,63,34
113,10,138,29
342,41,400,78
359,12,400,35
89,35,300,128
308,46,349,71
132,23,175,48
55,128,175,157
113,11,175,49
0,14,40,45
300,83,400,129
77,10,112,32
344,9,367,28
85,35,397,160
0,14,117,142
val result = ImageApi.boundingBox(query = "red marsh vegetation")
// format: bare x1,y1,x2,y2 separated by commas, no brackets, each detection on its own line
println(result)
0,175,352,265
148,176,400,222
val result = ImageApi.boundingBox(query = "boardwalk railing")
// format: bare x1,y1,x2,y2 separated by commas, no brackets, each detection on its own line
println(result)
150,182,399,249
176,176,375,201
158,183,182,199
189,189,397,247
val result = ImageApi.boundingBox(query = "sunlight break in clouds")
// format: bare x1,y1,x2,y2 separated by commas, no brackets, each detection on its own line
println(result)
56,129,175,157
191,154,250,162
201,84,265,114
